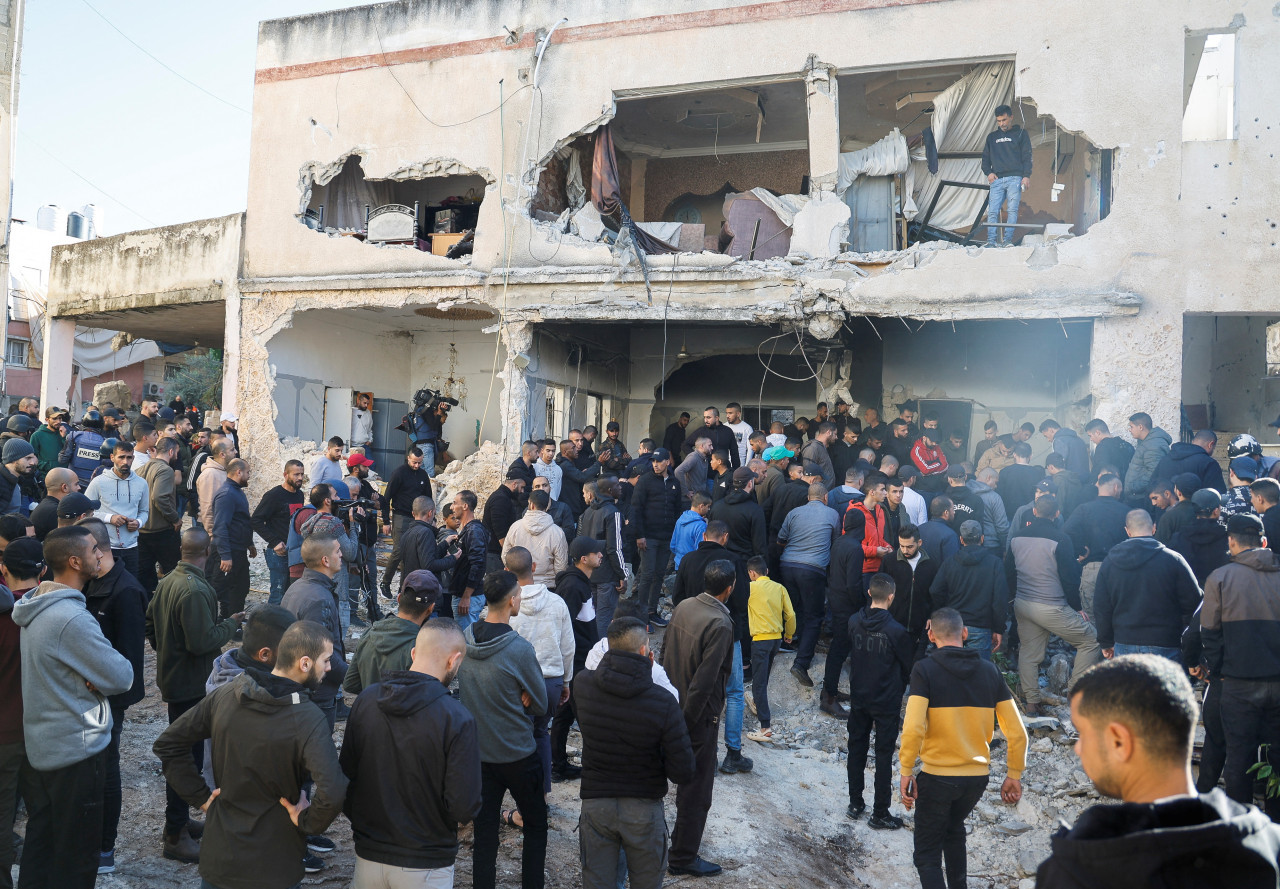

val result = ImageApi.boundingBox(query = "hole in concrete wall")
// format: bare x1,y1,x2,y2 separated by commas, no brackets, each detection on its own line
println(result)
298,154,489,260
1184,33,1237,141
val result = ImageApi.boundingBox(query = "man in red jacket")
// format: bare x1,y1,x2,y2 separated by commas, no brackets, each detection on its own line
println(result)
852,472,894,586
911,427,949,493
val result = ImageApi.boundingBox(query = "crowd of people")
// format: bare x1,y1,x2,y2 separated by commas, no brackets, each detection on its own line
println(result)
4,392,1280,889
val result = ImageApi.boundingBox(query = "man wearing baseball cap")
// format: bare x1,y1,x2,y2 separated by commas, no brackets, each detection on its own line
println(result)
346,452,383,623
57,492,101,527
219,411,239,452
344,569,440,695
1201,512,1280,819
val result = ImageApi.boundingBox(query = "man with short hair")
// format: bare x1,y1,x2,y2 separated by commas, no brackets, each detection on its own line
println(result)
380,447,433,546
1154,429,1226,494
449,490,489,629
129,420,158,471
800,421,837,489
282,534,350,727
145,526,244,861
1005,495,1100,715
251,460,306,605
972,420,999,466
1094,509,1201,663
976,434,1015,475
12,526,134,887
458,570,549,889
998,441,1044,517
898,465,928,527
1155,472,1202,546
1170,489,1230,585
1038,655,1280,886
930,520,1009,660
137,435,182,594
830,424,861,483
708,466,767,565
1039,419,1090,477
941,429,967,470
663,412,691,457
981,103,1032,247
910,425,949,491
662,559,736,877
1147,477,1177,526
723,402,753,467
967,467,1008,553
1201,513,1280,819
382,496,457,599
211,458,256,620
595,423,631,475
674,436,712,501
1084,418,1135,483
883,523,938,658
780,482,842,706
154,620,348,889
196,437,236,535
342,618,481,889
533,438,563,501
578,477,629,633
503,489,568,589
682,407,740,469
1125,412,1172,507
632,449,682,629
30,466,80,540
556,437,604,519
483,470,525,574
920,496,960,565
86,439,149,579
1249,477,1280,556
943,465,984,535
31,405,68,478
549,536,605,782
852,472,894,582
899,608,1027,887
344,569,440,696
576,615,696,888
310,436,346,488
1063,473,1132,621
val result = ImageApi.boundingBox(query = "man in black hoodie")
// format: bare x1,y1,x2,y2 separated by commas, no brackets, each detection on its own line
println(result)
1093,509,1201,662
575,617,696,888
708,467,767,563
1063,473,1131,621
631,449,682,629
846,574,914,829
550,537,604,782
341,618,482,887
1153,429,1226,494
929,520,1009,661
980,104,1032,247
482,472,526,573
1037,655,1280,888
577,478,630,635
1155,473,1202,545
1170,489,1230,585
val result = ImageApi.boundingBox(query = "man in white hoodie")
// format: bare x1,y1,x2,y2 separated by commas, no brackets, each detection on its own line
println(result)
12,525,134,888
505,545,574,798
85,439,150,581
502,489,568,590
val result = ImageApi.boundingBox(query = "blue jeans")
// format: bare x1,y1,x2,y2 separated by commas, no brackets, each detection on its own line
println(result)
265,549,290,606
724,642,743,751
534,678,563,794
964,626,993,662
1113,643,1181,663
421,441,437,478
456,593,485,631
986,176,1022,245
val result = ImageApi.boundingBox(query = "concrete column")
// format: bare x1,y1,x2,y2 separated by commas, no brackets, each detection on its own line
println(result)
497,321,533,462
39,317,77,410
222,286,241,418
630,158,648,221
1090,312,1181,439
804,57,841,196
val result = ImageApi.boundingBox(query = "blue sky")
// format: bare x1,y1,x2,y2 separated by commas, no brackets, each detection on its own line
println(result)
14,0,368,234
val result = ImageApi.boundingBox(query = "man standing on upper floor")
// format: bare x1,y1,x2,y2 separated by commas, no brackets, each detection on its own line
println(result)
1063,473,1132,621
1040,419,1090,477
683,407,740,469
1124,412,1172,508
1085,418,1135,484
981,103,1032,247
1154,429,1226,494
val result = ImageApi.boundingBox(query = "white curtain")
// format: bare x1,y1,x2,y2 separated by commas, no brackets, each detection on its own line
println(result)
315,156,395,230
837,128,910,193
906,62,1015,231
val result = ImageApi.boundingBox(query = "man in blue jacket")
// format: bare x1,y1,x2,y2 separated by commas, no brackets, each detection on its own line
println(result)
981,104,1032,247
211,459,256,622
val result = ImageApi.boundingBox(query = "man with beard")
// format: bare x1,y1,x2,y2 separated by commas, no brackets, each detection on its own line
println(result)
154,621,347,889
0,438,39,516
85,439,150,579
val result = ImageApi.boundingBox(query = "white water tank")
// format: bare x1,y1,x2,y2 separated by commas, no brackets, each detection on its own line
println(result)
36,204,66,233
80,203,103,238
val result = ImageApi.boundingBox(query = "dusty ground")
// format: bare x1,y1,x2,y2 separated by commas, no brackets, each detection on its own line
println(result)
11,550,1099,889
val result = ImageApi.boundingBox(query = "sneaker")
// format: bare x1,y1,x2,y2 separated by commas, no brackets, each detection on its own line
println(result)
718,747,754,774
668,856,722,877
98,850,116,874
551,763,582,782
648,613,669,628
868,813,904,830
791,664,813,688
846,803,866,821
306,835,336,854
303,853,327,874
779,640,797,653
162,829,200,863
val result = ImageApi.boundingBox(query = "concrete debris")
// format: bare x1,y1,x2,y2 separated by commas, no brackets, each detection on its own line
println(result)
788,192,851,262
994,819,1034,836
1023,716,1062,733
570,203,605,242
431,439,506,518
1018,848,1046,876
1047,654,1073,695
93,380,133,412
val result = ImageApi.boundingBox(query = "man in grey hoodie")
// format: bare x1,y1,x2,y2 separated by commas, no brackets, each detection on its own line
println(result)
457,569,549,889
1125,412,1173,508
11,525,134,889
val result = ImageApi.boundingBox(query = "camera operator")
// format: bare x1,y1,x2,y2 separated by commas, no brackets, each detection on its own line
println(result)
401,389,457,479
285,482,362,641
343,457,383,627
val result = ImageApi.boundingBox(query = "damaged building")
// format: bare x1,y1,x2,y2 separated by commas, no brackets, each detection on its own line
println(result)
37,0,1280,487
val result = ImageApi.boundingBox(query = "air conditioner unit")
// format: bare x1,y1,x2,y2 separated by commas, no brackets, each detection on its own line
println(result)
145,383,164,396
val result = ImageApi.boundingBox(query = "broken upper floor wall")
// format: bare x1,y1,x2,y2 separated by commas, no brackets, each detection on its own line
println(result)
244,0,1279,317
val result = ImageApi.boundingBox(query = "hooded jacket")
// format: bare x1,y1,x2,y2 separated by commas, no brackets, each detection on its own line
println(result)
671,509,707,568
340,670,482,870
998,462,1046,518
1170,518,1230,586
574,649,697,800
510,582,575,682
1035,789,1280,889
672,540,750,648
710,488,768,562
899,646,1028,780
196,459,228,536
1201,548,1280,680
86,468,150,549
1049,469,1087,521
1051,427,1090,477
457,622,547,764
883,546,939,639
1153,442,1227,494
852,500,891,573
930,546,1010,632
501,511,568,589
84,558,149,710
661,592,734,727
146,561,238,703
0,463,34,515
12,582,134,770
343,615,421,695
847,606,915,713
280,569,348,703
554,565,600,671
578,494,629,586
138,455,180,532
1005,516,1082,609
946,482,987,535
1094,536,1201,649
766,478,811,538
966,478,1009,551
153,671,347,889
1125,427,1173,499
631,468,682,540
827,515,867,620
1091,435,1135,483
981,123,1033,179
1064,495,1131,565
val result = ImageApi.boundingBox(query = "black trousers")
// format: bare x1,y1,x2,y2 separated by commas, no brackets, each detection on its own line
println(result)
669,717,718,868
19,749,106,889
551,670,581,769
212,551,251,619
102,704,127,852
0,741,26,889
848,707,899,815
912,773,987,889
112,546,139,582
474,753,547,889
137,528,181,594
1196,678,1227,793
164,697,204,835
1220,677,1280,820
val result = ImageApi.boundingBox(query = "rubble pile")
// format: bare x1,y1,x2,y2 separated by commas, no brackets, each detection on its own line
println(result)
431,440,506,518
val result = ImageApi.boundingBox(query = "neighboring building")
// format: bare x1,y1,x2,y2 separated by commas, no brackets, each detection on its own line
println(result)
36,0,1280,495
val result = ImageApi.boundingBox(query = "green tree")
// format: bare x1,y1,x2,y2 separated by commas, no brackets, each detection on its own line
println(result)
166,350,223,408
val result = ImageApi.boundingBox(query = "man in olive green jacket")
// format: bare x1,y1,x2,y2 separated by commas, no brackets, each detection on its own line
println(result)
138,436,183,594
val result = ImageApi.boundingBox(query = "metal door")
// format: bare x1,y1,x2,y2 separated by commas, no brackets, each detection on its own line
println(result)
371,397,410,476
843,175,895,252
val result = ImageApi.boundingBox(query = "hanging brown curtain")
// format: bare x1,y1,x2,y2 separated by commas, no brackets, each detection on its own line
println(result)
591,125,679,255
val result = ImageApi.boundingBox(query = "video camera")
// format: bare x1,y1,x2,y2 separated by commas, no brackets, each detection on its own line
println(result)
412,387,459,414
333,497,377,523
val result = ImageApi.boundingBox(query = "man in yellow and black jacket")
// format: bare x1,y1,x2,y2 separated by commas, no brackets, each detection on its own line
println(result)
899,607,1028,889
